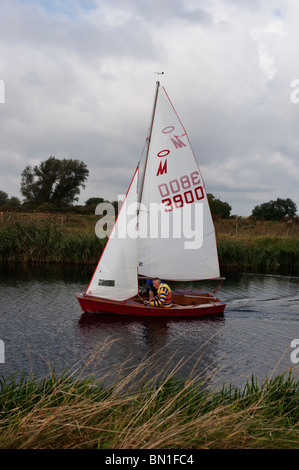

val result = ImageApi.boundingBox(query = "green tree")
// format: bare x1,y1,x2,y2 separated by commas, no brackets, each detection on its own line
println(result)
85,197,105,207
207,194,231,219
7,196,21,207
0,192,21,208
0,191,8,207
20,156,89,208
252,197,297,220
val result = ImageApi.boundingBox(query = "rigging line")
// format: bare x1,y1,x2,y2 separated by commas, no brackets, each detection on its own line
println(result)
202,229,216,239
136,293,147,305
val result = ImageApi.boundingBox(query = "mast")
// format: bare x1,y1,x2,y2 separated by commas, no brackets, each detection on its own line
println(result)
138,81,160,205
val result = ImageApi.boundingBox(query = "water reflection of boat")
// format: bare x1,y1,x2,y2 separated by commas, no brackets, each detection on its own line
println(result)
78,311,225,328
78,311,225,357
76,81,226,317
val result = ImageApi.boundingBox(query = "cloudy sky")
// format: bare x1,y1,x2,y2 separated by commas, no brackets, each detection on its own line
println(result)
0,0,298,216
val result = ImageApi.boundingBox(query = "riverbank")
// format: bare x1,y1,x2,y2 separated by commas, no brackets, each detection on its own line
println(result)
0,365,298,449
2,211,299,237
0,213,298,268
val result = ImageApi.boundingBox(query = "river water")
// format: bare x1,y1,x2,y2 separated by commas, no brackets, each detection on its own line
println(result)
0,263,298,390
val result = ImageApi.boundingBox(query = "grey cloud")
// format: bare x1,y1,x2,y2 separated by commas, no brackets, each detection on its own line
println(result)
0,0,299,216
100,0,212,25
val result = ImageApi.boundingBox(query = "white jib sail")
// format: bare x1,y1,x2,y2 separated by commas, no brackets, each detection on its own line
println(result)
138,85,220,281
85,167,139,301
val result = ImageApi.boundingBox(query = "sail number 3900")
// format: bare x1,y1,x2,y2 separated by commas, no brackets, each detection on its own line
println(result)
158,171,204,212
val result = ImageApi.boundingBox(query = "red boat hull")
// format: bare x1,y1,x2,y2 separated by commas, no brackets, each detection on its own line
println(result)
75,291,226,318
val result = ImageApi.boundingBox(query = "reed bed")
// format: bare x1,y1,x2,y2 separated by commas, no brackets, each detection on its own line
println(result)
0,344,298,449
0,217,298,268
0,219,104,264
217,237,299,269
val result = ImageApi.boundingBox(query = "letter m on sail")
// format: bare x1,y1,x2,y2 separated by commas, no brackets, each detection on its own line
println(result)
171,136,186,149
156,160,167,176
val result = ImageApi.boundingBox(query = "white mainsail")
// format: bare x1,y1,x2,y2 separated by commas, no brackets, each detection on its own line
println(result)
137,84,220,281
85,167,139,301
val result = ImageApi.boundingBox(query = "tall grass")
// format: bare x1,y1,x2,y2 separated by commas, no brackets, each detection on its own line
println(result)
0,342,298,449
217,237,299,269
0,220,105,264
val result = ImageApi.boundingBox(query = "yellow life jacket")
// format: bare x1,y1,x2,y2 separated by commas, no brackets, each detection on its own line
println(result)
151,283,172,308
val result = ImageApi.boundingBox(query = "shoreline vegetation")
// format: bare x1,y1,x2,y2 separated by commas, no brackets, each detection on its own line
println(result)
0,212,298,269
0,351,298,449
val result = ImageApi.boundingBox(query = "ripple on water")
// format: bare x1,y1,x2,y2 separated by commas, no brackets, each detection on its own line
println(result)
0,265,298,388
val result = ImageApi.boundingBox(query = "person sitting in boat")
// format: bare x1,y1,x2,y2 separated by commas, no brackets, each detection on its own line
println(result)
145,278,172,308
145,278,164,302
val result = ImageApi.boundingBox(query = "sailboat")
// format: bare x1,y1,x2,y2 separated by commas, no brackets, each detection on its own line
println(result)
76,81,226,317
